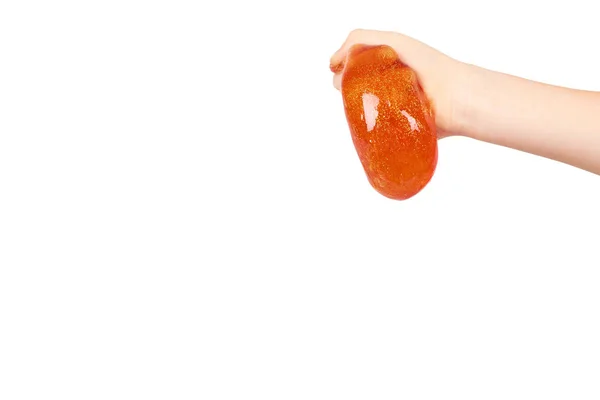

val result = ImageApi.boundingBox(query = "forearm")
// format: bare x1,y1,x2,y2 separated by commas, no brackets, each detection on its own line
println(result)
458,65,600,174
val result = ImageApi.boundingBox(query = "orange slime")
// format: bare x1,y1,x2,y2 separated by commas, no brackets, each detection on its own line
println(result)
331,44,438,200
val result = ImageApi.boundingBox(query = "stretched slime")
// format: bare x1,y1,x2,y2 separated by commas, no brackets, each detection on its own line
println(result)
331,44,438,200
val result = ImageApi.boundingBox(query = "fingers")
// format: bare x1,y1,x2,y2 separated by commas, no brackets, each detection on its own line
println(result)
330,61,344,74
329,29,393,68
330,29,396,91
333,73,341,90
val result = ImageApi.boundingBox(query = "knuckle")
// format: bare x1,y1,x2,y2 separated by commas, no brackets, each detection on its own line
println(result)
349,28,364,38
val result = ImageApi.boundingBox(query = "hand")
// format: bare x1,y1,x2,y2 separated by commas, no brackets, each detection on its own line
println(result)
330,29,473,138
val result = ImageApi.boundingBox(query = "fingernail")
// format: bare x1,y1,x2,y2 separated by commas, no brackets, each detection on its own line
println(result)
330,61,344,73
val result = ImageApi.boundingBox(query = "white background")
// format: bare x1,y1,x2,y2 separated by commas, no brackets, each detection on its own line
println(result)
1,0,599,399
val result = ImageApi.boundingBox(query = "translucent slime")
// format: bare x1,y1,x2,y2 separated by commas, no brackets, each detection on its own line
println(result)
331,44,438,200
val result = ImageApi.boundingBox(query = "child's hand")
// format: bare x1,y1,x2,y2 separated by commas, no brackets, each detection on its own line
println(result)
330,29,473,138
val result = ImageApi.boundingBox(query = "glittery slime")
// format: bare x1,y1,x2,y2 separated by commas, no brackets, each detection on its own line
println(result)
331,44,438,200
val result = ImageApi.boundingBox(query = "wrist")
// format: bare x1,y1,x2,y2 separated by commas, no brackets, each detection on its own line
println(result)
449,62,489,139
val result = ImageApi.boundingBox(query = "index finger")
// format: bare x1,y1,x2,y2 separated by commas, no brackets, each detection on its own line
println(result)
329,29,395,68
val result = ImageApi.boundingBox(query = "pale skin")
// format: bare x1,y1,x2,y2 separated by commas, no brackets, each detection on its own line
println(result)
330,29,600,175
